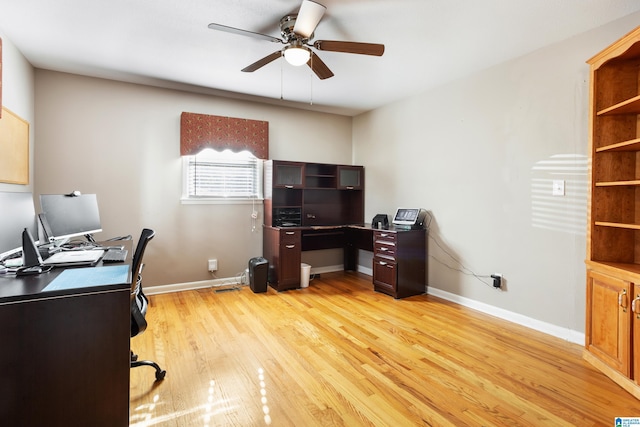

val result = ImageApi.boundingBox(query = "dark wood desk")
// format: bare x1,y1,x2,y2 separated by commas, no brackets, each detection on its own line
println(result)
0,241,132,426
264,224,427,298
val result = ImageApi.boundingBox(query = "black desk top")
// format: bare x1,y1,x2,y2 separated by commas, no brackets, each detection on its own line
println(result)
0,240,133,304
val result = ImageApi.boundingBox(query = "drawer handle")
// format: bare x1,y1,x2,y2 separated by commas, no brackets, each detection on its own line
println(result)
380,247,389,251
378,261,387,266
285,185,294,189
380,233,389,237
285,244,296,249
619,289,628,312
285,231,295,235
346,186,354,190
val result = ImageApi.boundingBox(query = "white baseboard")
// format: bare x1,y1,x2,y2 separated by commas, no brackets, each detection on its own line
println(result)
145,267,582,345
427,287,585,345
145,265,347,296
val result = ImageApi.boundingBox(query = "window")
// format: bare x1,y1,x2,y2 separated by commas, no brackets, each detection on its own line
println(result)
182,149,263,203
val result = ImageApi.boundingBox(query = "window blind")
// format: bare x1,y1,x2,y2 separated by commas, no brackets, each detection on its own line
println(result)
186,156,260,198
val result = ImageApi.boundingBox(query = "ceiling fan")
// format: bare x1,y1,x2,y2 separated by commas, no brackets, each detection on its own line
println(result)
207,0,384,80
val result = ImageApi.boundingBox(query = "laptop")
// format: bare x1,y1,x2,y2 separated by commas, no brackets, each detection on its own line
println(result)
42,249,105,267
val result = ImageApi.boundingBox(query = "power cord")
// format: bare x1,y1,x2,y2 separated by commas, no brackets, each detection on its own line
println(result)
209,270,248,288
424,211,497,289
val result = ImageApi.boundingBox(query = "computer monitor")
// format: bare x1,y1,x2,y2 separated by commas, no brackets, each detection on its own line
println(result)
39,193,102,243
0,191,39,260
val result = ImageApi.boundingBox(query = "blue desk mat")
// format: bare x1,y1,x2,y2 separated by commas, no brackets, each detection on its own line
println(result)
43,265,130,292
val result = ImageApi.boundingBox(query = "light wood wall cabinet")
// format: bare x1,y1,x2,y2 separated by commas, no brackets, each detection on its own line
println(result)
584,26,640,400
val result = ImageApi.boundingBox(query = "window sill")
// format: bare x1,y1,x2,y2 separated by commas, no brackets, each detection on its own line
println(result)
181,197,264,205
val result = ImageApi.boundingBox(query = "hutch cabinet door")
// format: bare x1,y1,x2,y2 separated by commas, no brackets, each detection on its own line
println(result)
273,161,305,188
337,165,364,190
586,270,632,376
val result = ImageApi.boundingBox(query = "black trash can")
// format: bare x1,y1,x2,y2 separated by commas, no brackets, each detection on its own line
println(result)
248,257,268,293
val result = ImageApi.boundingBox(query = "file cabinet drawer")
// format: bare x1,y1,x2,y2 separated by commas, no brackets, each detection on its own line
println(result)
374,230,396,244
373,258,397,292
374,241,396,259
281,229,300,244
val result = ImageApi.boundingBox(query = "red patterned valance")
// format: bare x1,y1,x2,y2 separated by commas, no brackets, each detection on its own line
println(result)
180,112,269,159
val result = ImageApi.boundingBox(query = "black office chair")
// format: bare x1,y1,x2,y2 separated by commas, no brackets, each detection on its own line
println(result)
130,228,166,381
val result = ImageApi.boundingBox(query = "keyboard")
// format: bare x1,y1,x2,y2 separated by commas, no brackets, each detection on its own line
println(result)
101,249,128,263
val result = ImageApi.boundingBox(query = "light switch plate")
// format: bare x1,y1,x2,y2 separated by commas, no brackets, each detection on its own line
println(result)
552,179,565,196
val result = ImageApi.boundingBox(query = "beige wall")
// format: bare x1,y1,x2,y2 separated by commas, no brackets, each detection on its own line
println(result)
33,71,353,287
353,12,640,336
0,31,35,193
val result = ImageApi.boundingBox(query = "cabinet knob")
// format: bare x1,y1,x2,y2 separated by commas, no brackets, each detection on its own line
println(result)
633,295,640,318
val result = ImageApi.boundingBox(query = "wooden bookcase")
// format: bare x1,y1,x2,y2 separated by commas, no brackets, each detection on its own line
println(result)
584,25,640,399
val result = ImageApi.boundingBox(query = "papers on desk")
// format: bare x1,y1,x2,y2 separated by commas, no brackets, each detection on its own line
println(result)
43,265,130,292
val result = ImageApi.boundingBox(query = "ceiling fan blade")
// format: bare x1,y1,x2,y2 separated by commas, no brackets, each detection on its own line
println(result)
313,40,385,56
241,51,283,73
208,22,283,44
293,0,326,38
307,52,334,80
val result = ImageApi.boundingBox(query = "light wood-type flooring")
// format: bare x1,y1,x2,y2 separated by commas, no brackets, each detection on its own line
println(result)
129,272,640,426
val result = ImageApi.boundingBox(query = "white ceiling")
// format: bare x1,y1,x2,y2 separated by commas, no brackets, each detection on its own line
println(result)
1,0,639,116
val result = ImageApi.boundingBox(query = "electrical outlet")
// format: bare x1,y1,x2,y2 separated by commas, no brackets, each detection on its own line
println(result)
491,273,502,289
208,259,218,272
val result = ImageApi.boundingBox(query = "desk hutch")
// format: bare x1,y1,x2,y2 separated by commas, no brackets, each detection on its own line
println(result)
263,160,427,298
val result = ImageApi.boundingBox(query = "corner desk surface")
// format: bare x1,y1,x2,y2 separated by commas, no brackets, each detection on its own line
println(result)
263,223,428,298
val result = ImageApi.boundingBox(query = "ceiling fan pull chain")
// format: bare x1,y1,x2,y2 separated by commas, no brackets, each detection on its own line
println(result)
309,55,314,105
280,56,284,101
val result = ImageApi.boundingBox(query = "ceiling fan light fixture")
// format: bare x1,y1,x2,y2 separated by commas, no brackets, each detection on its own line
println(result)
284,45,311,66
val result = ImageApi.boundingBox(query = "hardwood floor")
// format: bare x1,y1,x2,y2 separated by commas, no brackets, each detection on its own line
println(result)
130,272,640,426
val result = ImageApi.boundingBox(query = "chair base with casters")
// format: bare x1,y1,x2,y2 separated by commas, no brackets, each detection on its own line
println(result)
130,228,166,382
131,350,166,381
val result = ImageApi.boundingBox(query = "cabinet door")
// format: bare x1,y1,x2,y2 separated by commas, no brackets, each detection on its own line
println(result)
337,166,363,190
586,270,632,376
274,161,305,188
634,286,640,384
279,230,301,287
